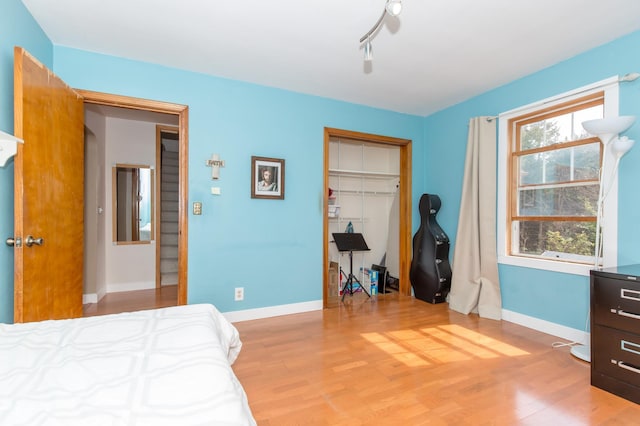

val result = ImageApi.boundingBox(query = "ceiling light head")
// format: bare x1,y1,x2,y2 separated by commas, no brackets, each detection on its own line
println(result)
364,38,373,62
385,0,402,17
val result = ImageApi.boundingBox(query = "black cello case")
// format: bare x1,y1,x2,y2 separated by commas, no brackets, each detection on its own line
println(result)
410,194,451,303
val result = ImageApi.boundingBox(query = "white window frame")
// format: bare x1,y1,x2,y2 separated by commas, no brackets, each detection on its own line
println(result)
497,76,620,276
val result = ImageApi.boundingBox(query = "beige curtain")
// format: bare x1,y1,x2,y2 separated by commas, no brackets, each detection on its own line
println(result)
448,117,502,320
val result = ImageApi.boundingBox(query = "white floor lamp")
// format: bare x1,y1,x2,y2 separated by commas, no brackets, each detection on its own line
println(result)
570,115,636,363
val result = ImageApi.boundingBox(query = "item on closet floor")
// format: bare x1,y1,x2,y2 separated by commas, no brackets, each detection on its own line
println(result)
387,276,400,291
359,267,379,295
371,264,390,293
332,232,371,300
328,261,340,297
410,194,452,304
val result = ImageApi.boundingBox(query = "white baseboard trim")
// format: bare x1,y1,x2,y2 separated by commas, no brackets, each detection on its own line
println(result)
106,282,155,293
83,288,107,304
502,309,589,345
224,300,323,323
97,287,107,302
83,293,98,304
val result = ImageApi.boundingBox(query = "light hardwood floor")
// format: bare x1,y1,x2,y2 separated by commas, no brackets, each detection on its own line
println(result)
232,293,640,425
82,285,178,317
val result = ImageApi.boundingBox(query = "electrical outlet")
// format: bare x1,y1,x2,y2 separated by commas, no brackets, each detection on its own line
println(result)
234,287,244,301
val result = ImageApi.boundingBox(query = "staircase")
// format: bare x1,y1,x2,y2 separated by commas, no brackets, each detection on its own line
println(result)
160,147,179,286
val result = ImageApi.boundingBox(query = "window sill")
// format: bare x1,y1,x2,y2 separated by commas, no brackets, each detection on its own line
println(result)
498,255,593,276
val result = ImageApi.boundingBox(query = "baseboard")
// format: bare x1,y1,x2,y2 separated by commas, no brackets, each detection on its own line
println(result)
83,293,98,304
106,282,155,293
502,309,589,345
97,287,107,302
82,286,112,304
224,300,323,323
79,292,586,345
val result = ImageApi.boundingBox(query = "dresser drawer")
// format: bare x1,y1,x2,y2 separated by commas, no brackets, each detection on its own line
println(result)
592,275,640,334
592,324,640,388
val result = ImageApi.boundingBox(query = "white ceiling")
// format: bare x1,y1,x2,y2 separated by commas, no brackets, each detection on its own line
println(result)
21,0,640,116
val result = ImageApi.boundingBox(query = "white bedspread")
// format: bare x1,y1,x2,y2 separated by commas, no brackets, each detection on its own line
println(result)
0,304,256,426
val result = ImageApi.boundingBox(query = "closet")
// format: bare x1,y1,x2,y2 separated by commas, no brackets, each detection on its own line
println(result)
322,127,412,308
327,137,400,297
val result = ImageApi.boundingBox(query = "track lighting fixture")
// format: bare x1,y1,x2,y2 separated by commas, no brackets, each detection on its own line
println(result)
385,0,402,16
364,36,373,61
359,0,402,62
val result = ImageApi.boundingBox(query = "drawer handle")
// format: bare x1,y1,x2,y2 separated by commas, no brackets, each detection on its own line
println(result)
617,361,640,375
621,339,640,356
621,288,640,301
617,310,640,321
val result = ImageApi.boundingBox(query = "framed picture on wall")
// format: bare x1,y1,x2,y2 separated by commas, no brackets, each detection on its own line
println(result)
251,156,285,199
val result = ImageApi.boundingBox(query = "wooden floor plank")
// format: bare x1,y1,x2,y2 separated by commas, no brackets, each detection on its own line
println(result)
82,285,177,317
233,294,640,425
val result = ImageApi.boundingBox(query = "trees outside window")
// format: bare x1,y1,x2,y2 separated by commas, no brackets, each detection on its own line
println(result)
508,93,604,262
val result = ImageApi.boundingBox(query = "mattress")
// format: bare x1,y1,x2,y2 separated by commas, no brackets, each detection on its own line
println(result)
0,304,256,425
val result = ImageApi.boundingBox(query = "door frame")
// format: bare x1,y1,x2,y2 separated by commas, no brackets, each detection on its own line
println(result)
323,127,412,307
78,90,189,305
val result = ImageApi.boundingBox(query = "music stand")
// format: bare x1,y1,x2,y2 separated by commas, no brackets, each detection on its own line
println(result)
332,233,371,301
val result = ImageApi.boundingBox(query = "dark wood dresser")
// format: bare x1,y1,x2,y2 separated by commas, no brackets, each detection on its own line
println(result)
591,265,640,404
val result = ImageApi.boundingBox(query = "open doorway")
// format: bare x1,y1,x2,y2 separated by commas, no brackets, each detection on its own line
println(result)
80,92,188,316
323,128,412,308
12,48,188,322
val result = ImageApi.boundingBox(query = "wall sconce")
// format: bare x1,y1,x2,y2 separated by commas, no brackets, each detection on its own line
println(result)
206,154,225,180
0,130,24,167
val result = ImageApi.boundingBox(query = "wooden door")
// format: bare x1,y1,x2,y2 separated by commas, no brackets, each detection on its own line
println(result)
13,47,85,322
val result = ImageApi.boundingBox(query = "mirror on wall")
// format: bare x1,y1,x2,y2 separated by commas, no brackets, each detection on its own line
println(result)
112,164,154,244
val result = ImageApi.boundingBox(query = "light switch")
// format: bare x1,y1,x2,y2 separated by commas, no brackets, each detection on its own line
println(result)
193,202,202,215
211,187,221,195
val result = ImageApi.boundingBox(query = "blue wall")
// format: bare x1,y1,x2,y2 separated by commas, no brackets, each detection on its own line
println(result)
3,0,640,333
51,48,424,314
0,0,53,323
0,0,424,322
425,30,640,330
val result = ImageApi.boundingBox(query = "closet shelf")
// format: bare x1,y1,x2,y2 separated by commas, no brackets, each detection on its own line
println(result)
328,217,368,223
329,168,399,180
336,189,396,196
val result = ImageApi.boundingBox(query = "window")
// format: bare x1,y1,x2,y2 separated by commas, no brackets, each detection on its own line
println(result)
510,93,603,263
498,77,621,275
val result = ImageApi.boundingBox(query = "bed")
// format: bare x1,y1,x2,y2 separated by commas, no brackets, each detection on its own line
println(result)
0,303,256,425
